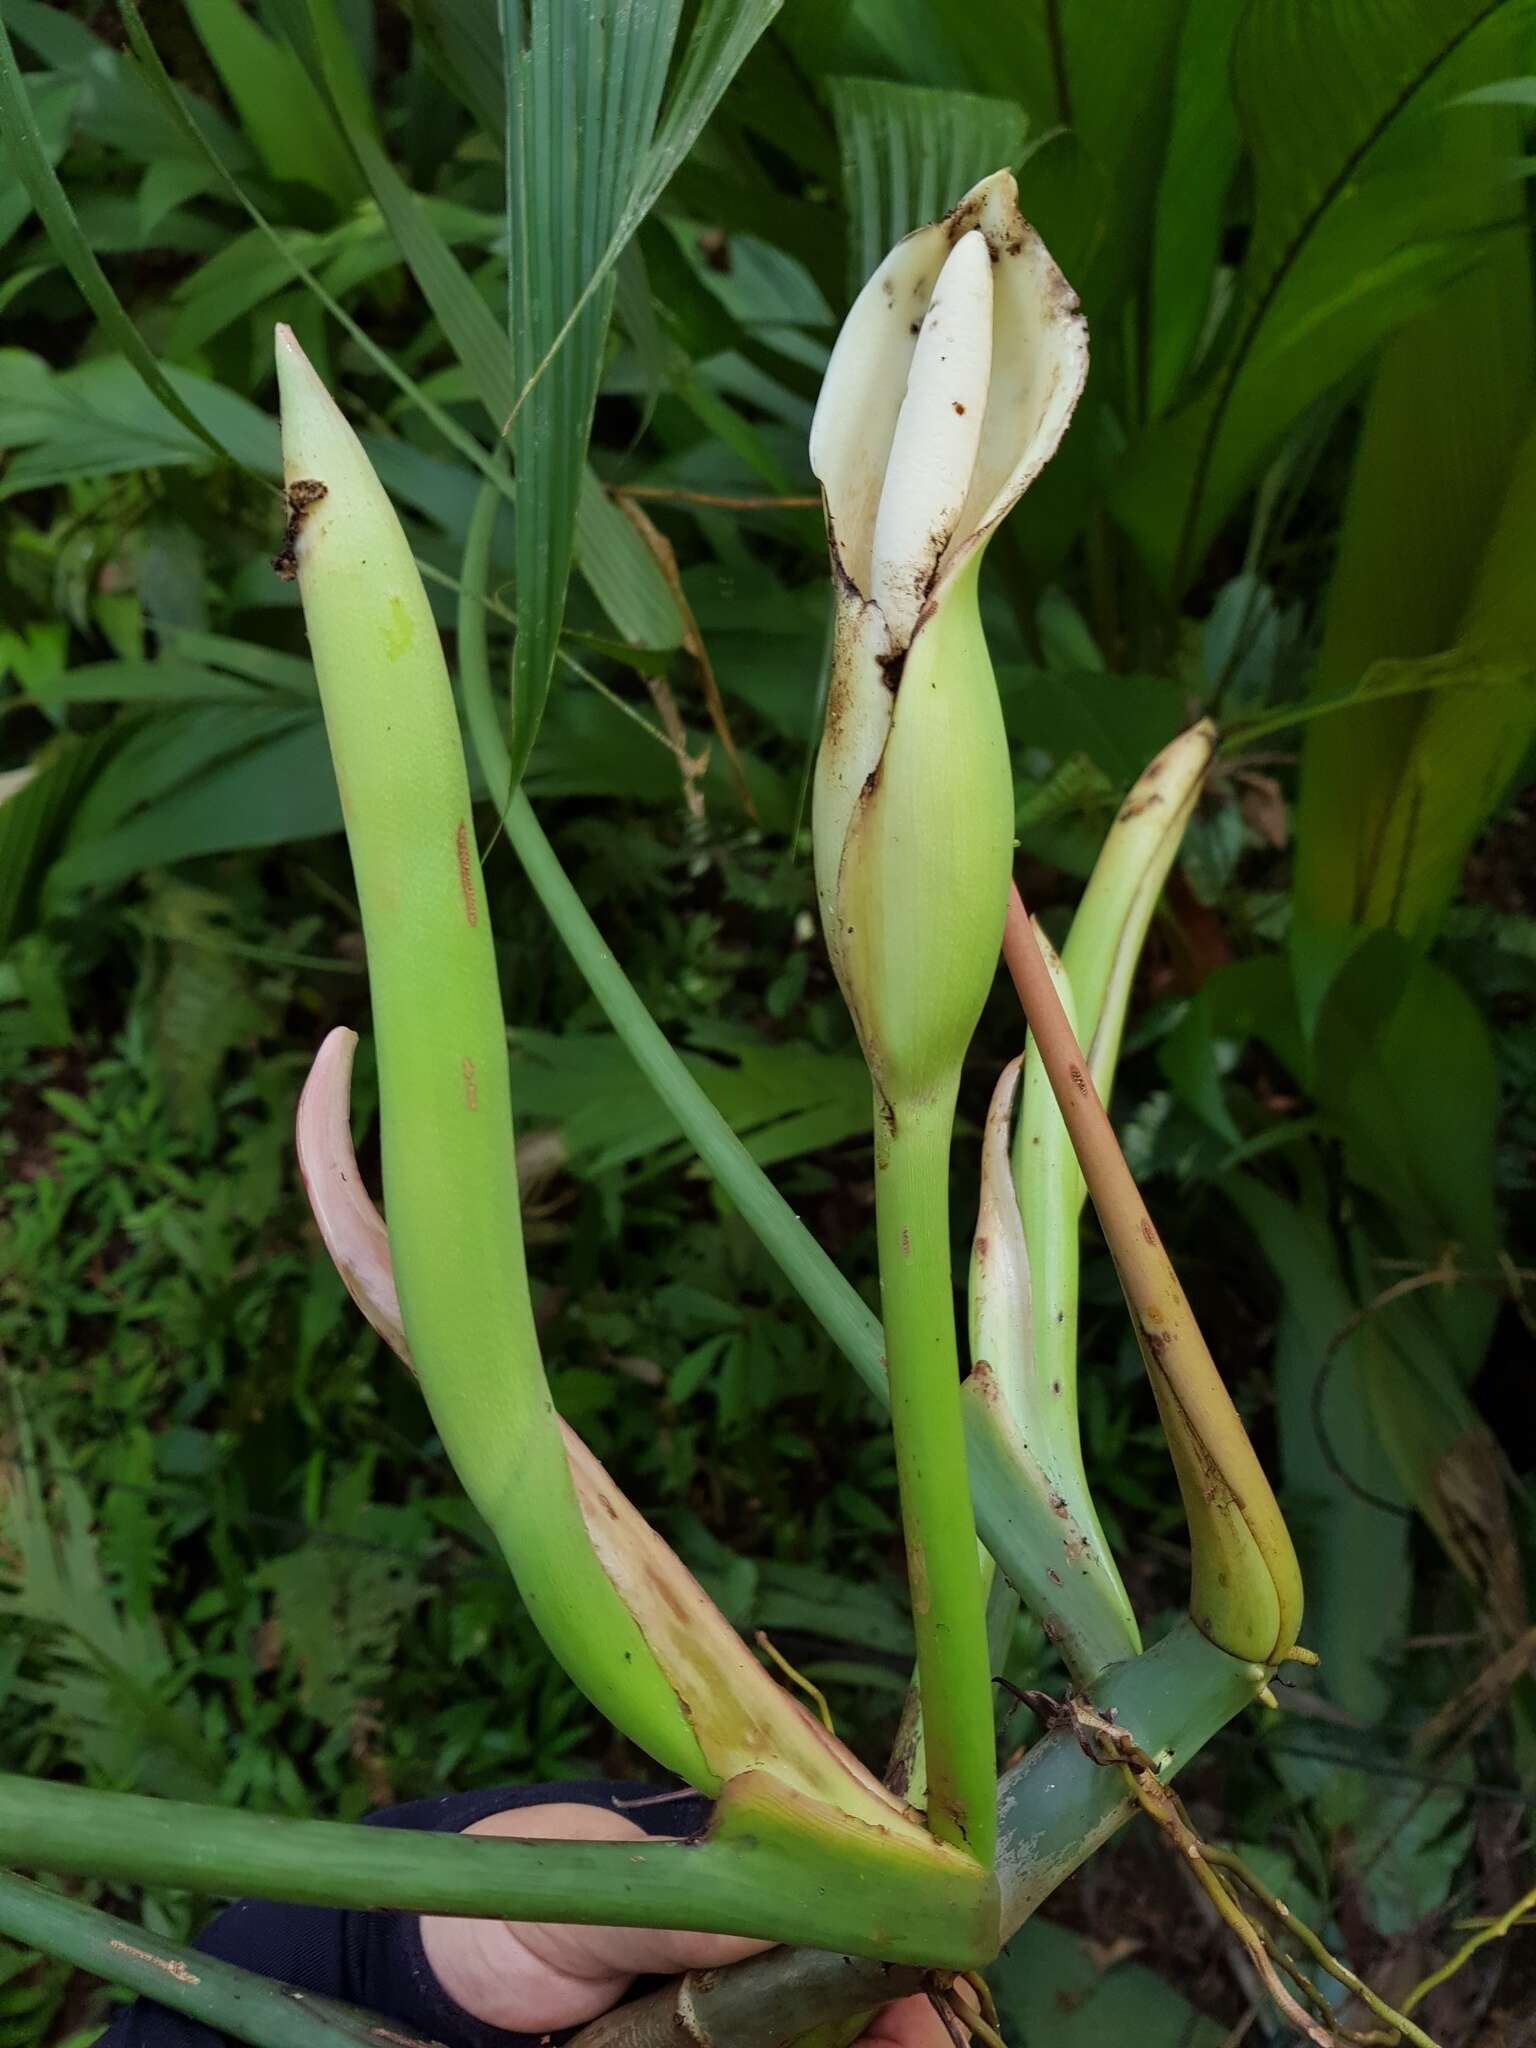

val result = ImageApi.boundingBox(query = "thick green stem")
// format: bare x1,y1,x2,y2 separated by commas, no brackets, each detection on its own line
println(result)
0,1630,1258,2048
994,1618,1260,1926
0,1873,419,2048
875,1094,996,1865
0,1777,994,1969
566,1621,1264,2048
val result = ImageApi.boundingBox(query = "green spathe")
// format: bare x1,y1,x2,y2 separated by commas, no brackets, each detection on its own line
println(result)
836,553,1013,1108
812,169,1088,1111
274,325,711,1789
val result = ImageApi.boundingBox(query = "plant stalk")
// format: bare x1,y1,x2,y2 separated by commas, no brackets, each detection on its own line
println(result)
1002,886,1303,1666
0,1777,992,1969
874,1092,996,1865
0,1872,411,2048
0,1628,1258,2048
567,1620,1262,2048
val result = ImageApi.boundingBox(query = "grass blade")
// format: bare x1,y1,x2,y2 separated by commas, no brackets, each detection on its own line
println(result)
0,10,239,473
500,0,781,787
1170,0,1513,586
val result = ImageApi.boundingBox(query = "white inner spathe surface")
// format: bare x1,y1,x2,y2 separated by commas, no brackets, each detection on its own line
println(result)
869,229,993,650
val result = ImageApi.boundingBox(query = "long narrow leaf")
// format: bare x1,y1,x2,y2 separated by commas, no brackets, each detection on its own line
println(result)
0,12,238,473
1117,0,1527,588
282,12,688,671
113,0,507,497
500,0,780,787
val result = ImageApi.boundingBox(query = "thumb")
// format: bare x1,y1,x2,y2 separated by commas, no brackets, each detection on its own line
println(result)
419,1802,772,2032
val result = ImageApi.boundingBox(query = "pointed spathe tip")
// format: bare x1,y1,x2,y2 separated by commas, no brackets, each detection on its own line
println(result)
273,323,363,507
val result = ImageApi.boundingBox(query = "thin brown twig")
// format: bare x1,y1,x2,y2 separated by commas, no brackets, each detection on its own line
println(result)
613,485,821,510
1203,1847,1436,2046
1412,1622,1536,1762
642,671,709,826
614,492,757,818
1054,1694,1442,2048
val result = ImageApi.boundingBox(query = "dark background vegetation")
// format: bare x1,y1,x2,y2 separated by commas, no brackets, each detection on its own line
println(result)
2,1,1535,2042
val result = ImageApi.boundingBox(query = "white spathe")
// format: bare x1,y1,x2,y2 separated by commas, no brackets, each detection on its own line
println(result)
810,171,1087,1109
810,169,1087,641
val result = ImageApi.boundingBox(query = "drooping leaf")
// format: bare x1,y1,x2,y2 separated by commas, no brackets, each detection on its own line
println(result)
48,711,336,899
1312,936,1499,1296
23,658,269,708
182,0,365,203
409,0,505,137
1293,16,1535,939
1146,0,1245,414
1343,430,1536,940
1,0,251,171
0,350,278,497
1116,0,1533,587
0,13,243,473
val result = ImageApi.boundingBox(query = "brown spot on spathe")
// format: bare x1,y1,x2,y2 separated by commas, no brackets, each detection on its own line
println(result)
461,1057,478,1111
952,401,966,414
455,820,478,926
273,478,327,580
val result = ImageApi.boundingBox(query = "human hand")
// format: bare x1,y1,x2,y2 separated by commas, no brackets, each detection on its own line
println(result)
419,1803,971,2048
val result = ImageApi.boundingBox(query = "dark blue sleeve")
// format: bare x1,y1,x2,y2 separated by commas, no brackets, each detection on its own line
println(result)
99,1781,709,2048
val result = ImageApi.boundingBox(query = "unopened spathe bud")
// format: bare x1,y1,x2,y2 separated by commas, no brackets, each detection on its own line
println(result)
811,172,1087,1113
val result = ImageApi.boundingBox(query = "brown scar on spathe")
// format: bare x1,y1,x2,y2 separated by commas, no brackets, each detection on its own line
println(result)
273,479,327,580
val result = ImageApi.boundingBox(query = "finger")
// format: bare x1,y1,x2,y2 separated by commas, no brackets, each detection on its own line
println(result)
419,1803,771,2033
861,1978,975,2048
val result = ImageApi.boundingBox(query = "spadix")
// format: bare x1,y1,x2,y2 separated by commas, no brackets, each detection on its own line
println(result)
869,229,994,648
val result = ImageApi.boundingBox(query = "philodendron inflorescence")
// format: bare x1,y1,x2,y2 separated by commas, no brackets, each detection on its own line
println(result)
271,167,1304,1935
808,170,1088,1862
0,177,1319,2048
